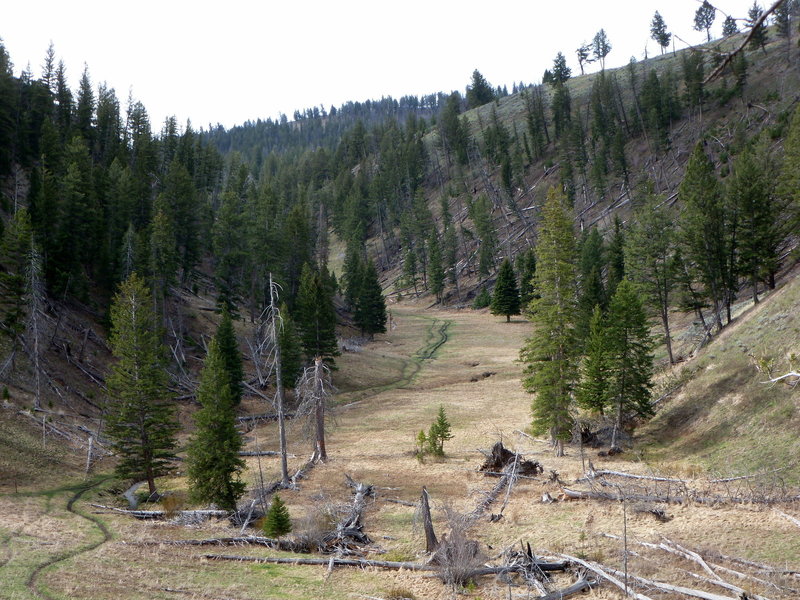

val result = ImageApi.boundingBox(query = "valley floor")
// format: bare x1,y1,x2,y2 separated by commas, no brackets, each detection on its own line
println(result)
1,303,798,599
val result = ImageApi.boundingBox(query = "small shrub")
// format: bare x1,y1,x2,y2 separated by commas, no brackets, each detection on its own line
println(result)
263,494,292,537
161,491,187,518
385,587,417,600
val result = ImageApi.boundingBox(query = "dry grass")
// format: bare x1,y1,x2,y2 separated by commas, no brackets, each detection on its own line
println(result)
3,303,799,599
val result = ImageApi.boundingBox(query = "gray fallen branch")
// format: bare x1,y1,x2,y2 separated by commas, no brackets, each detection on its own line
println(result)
238,451,296,458
537,578,598,600
554,553,654,600
90,503,228,520
138,536,310,553
581,468,687,484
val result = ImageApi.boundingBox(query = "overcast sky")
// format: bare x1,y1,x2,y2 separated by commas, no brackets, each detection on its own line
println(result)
4,0,757,131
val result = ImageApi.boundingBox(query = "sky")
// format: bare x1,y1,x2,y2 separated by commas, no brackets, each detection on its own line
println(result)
3,0,759,131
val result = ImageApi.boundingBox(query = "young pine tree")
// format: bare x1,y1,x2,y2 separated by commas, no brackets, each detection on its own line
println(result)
106,274,178,497
214,308,244,407
576,305,611,415
187,338,246,511
516,248,537,308
606,280,654,451
520,187,579,456
490,258,521,322
297,263,339,364
263,494,292,537
353,259,387,339
427,405,454,456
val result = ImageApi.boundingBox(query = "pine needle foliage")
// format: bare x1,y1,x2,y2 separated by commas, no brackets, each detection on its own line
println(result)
520,187,579,455
490,258,521,322
186,337,246,511
263,494,292,537
106,273,178,496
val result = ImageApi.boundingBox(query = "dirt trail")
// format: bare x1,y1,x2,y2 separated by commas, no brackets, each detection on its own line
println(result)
26,479,111,600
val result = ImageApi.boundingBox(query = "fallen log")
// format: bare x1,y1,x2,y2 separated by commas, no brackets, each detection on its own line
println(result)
238,451,296,458
90,503,228,520
538,578,598,600
203,554,436,570
554,553,654,600
599,563,748,600
138,536,312,553
202,554,566,576
562,486,800,506
581,467,687,484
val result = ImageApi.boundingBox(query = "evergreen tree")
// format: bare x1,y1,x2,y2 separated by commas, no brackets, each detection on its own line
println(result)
722,15,738,36
428,232,445,303
342,238,365,309
520,187,578,456
186,338,246,511
606,216,625,297
746,2,768,52
279,302,303,387
516,248,537,308
606,280,654,451
576,43,592,76
779,105,800,255
576,305,611,415
353,259,387,339
106,274,178,496
214,308,244,407
263,494,292,537
490,258,521,322
297,263,339,364
0,209,33,348
679,142,731,331
729,142,782,302
694,0,716,42
427,405,453,456
403,246,419,296
650,11,672,54
551,52,572,85
466,69,495,108
625,189,678,364
592,29,612,70
576,228,606,344
472,286,491,309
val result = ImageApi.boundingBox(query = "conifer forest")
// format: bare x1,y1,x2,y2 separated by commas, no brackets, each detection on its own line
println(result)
2,2,800,599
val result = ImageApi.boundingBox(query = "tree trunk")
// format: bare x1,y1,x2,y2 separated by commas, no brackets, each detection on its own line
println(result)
313,358,327,462
269,274,290,487
420,487,438,552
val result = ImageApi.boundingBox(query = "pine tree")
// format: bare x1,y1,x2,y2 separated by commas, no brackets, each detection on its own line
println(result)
490,258,521,322
606,216,625,297
106,274,178,496
650,11,672,54
353,259,387,339
0,209,33,348
263,494,292,537
520,187,579,456
466,69,495,108
722,15,738,36
576,306,611,415
214,308,244,407
297,263,339,364
279,302,303,387
729,141,782,302
186,338,246,511
746,2,768,52
428,232,445,303
516,248,537,309
576,228,606,344
694,0,716,42
592,29,612,70
679,142,730,331
625,189,678,364
427,405,454,456
606,280,654,451
550,53,572,85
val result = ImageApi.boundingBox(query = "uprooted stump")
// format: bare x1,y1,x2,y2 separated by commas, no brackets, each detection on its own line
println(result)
479,441,543,477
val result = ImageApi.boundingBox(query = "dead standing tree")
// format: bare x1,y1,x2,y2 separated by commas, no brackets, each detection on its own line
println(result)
296,356,335,463
246,274,292,487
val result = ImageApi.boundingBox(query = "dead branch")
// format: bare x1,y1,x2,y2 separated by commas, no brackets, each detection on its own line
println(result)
419,487,438,552
582,467,687,484
704,0,785,84
774,509,800,529
238,451,296,458
538,578,598,600
554,553,654,600
138,536,312,553
90,504,228,520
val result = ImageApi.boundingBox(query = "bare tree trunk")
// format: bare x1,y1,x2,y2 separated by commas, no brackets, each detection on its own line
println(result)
313,358,327,462
420,487,438,552
269,274,290,487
